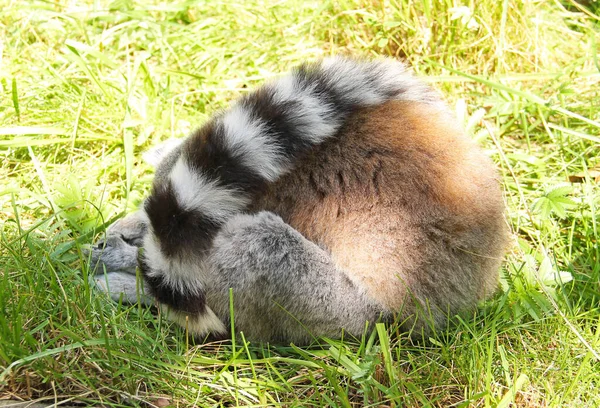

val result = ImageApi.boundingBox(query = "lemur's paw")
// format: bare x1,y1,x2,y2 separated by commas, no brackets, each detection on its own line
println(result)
85,211,149,275
86,234,139,275
90,272,153,306
105,211,149,248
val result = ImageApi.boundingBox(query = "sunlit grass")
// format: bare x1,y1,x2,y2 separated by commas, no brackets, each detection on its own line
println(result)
1,0,599,406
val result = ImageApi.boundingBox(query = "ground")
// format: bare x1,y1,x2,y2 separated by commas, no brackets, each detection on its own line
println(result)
0,0,599,407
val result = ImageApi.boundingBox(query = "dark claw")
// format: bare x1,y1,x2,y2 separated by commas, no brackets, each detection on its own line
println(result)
94,239,106,250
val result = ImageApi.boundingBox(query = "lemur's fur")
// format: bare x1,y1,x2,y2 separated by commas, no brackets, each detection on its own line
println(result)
89,57,507,344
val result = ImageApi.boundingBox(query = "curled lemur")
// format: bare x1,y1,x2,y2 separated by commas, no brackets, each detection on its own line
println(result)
89,57,507,344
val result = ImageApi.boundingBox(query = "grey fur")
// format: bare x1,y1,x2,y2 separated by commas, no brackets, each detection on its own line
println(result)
90,272,153,306
88,236,139,275
91,210,384,343
151,139,184,186
142,138,183,168
87,211,148,274
205,212,384,343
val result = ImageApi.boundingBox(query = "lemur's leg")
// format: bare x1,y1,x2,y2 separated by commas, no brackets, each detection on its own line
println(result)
137,58,439,340
89,211,385,342
204,211,384,344
89,211,386,340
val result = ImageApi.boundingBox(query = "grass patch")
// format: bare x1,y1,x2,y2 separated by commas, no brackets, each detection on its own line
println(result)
1,0,599,406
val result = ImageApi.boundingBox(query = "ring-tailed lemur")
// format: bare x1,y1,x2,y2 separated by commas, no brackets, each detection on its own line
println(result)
88,57,507,344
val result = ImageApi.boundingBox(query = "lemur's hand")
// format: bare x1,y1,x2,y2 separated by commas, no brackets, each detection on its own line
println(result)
85,211,148,275
85,211,153,305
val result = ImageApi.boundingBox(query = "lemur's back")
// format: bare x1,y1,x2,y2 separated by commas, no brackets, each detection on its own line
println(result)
256,100,506,329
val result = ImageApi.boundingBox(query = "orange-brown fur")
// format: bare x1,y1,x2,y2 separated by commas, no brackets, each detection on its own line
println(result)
254,101,507,327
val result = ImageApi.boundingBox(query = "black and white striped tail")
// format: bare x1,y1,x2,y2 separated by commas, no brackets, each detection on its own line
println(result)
139,57,440,333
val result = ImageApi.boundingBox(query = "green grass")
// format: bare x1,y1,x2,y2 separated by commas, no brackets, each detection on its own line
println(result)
1,0,599,406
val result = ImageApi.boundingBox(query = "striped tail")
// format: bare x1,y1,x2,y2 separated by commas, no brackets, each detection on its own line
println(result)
139,57,441,334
